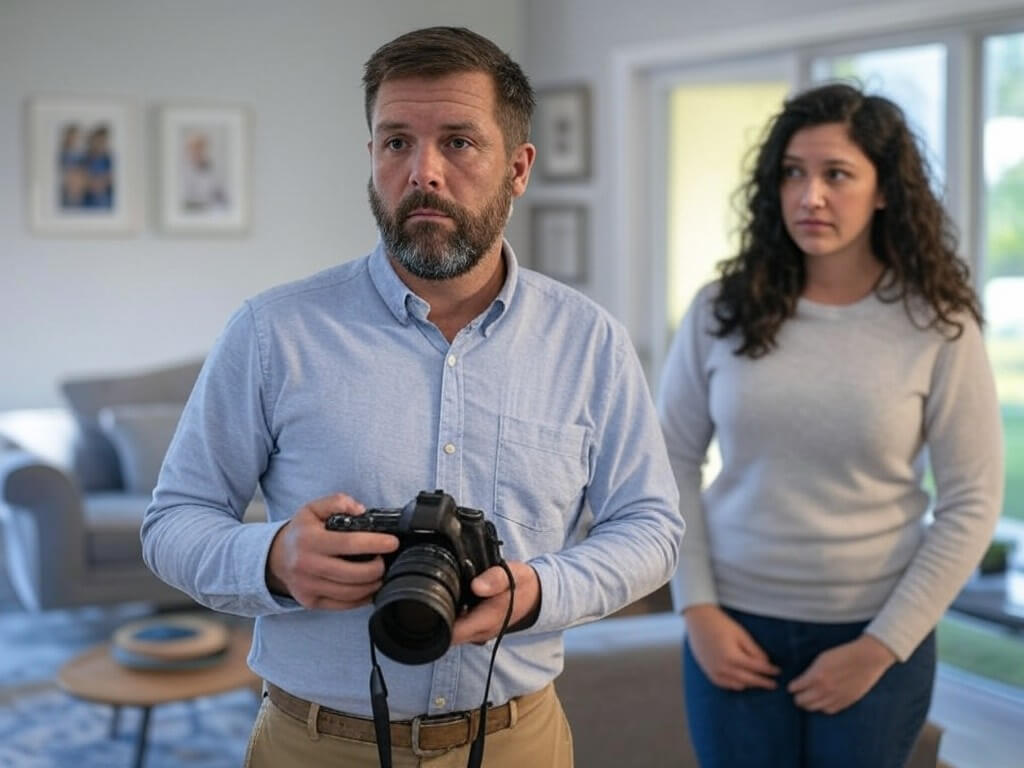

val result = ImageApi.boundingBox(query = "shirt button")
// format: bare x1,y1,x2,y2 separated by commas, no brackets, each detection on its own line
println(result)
447,354,457,367
443,443,456,455
434,696,446,708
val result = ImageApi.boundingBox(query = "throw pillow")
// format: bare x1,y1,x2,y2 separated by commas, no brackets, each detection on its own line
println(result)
97,402,186,494
60,359,203,491
0,409,80,470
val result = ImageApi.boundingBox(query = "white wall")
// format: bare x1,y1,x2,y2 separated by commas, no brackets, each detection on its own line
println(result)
0,0,525,409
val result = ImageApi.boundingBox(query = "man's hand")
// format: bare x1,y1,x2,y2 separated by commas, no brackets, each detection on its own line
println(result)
788,634,897,714
451,561,540,646
684,604,780,691
266,493,399,610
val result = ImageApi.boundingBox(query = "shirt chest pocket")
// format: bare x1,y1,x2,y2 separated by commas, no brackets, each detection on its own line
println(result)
494,415,589,535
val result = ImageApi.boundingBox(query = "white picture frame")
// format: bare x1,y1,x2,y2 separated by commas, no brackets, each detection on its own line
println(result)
27,96,140,235
534,85,591,182
531,204,588,284
158,105,249,234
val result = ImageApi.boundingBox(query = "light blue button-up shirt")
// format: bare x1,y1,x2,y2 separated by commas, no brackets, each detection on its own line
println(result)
142,241,682,718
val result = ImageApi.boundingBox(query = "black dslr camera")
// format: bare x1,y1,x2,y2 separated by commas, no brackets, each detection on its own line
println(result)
325,490,504,665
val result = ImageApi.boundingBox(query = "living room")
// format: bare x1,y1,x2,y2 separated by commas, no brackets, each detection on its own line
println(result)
2,1,1023,766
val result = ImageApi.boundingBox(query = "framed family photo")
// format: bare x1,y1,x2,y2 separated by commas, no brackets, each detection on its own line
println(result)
158,105,249,234
534,84,591,182
531,204,588,284
27,97,140,235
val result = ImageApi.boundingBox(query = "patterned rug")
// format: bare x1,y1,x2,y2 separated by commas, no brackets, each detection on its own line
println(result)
0,685,258,768
0,596,259,767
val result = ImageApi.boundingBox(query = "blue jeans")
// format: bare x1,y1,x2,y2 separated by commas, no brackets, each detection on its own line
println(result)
683,608,935,768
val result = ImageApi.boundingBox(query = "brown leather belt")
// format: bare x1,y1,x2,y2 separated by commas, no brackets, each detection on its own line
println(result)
266,682,549,756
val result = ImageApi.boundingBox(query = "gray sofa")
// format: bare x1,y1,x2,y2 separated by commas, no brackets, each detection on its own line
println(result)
0,359,225,611
558,590,948,768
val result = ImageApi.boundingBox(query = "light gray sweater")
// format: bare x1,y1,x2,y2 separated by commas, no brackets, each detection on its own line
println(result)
657,282,1004,661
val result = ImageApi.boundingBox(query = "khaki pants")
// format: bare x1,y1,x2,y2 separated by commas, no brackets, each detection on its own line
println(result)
244,683,574,767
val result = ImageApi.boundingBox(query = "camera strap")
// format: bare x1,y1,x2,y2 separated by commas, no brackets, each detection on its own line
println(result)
368,638,392,768
466,559,515,768
366,560,516,768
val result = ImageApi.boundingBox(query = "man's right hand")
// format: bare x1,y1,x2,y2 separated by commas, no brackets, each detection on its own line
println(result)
266,493,399,610
684,603,780,691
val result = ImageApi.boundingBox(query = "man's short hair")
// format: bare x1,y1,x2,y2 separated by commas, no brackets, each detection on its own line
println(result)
363,26,534,151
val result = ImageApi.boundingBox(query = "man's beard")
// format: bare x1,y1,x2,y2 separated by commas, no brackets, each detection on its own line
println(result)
368,176,513,281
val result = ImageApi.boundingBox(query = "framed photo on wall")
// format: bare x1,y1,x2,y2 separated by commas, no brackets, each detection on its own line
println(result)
27,97,140,235
534,84,591,181
159,105,249,234
531,204,587,284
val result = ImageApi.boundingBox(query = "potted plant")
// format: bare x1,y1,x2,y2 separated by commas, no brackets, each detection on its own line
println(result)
979,538,1016,575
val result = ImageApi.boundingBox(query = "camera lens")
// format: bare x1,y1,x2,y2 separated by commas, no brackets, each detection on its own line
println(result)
369,543,462,664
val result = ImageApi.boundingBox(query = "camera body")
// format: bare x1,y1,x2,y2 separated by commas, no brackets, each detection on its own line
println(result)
325,489,503,664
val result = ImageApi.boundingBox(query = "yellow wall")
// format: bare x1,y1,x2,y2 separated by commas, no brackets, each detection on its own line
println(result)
666,82,790,329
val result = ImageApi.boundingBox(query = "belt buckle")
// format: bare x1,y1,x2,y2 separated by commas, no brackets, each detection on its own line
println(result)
410,711,471,757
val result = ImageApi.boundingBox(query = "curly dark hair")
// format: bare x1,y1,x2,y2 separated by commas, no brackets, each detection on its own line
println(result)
713,82,982,358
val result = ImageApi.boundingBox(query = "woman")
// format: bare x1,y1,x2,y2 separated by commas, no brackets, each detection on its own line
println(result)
657,82,1003,768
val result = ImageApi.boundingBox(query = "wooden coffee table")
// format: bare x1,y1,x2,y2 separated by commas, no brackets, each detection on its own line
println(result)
57,626,260,768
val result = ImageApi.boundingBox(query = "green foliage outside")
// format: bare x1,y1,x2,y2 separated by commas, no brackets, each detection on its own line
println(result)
984,34,1024,281
985,160,1024,280
937,614,1024,689
988,340,1024,522
991,34,1024,118
1000,406,1024,523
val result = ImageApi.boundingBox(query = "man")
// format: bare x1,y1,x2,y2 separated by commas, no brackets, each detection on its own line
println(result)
142,26,682,767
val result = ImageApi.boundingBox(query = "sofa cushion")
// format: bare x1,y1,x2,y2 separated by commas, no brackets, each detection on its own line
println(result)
60,359,203,491
83,493,154,566
83,492,266,567
560,612,692,767
98,403,184,494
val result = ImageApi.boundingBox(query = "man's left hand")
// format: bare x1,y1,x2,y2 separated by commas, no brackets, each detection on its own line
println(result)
788,634,897,714
451,561,540,646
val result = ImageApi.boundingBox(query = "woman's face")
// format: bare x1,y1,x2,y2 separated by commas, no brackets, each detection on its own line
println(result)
780,122,884,267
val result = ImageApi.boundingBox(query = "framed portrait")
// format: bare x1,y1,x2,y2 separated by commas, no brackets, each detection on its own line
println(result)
531,204,587,284
534,85,591,181
159,105,249,234
27,97,140,235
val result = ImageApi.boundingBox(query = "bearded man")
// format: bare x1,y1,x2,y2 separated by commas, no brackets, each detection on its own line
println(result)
142,26,683,768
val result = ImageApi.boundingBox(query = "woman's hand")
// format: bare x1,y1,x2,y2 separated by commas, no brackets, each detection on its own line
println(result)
788,633,897,714
684,604,780,690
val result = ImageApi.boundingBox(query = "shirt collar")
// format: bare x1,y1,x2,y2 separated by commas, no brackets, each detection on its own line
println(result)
367,239,520,337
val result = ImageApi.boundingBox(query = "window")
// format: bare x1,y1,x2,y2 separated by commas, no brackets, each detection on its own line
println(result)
665,81,790,330
811,44,948,186
661,75,791,482
982,31,1024,535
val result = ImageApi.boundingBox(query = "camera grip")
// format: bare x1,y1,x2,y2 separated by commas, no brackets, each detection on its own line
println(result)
326,513,391,562
325,513,372,531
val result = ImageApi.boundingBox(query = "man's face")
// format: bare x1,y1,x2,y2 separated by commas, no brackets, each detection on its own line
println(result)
367,170,514,281
367,71,533,280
